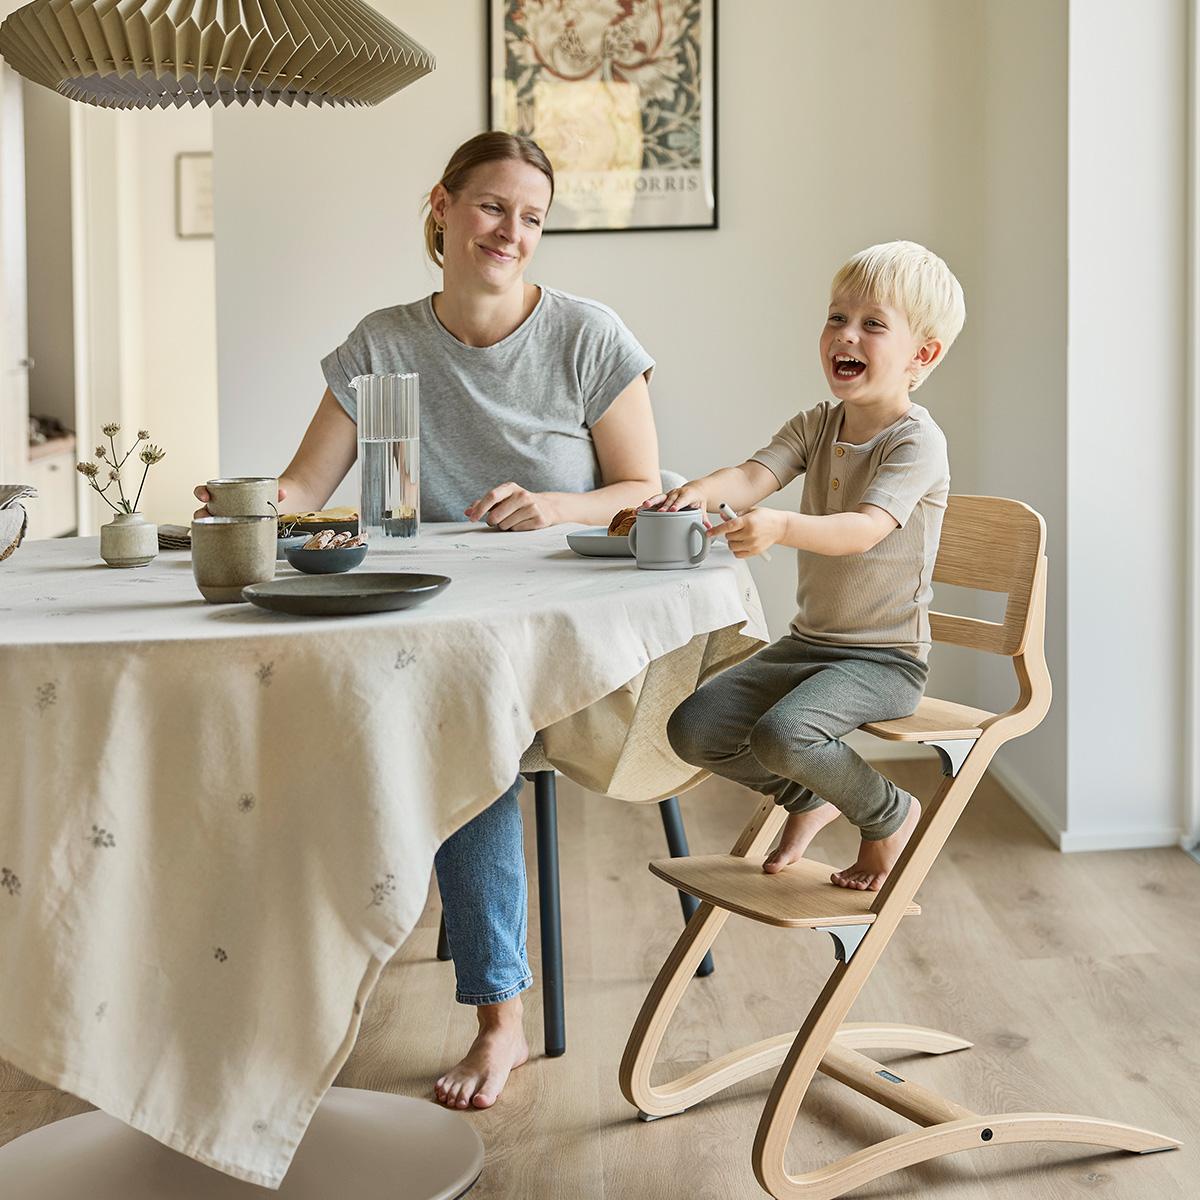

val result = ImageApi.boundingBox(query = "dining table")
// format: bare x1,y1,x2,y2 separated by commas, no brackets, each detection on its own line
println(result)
0,521,768,1191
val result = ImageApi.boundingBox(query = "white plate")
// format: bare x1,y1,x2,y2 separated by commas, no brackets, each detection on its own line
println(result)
566,529,634,558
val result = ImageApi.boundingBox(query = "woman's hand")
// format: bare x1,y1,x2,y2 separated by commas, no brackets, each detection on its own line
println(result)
466,483,557,531
709,507,787,558
642,482,708,514
192,483,287,520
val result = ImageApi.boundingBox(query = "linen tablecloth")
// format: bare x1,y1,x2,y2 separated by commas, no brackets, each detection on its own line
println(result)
0,523,767,1186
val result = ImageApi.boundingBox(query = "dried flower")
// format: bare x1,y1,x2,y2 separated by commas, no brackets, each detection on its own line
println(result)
80,422,166,515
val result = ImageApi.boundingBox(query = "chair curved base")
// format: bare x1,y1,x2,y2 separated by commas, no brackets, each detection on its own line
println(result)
755,1112,1181,1200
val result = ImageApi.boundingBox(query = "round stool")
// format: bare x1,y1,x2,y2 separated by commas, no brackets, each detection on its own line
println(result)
0,1087,484,1199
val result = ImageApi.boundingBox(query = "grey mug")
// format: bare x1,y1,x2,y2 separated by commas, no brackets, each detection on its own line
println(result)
628,507,709,570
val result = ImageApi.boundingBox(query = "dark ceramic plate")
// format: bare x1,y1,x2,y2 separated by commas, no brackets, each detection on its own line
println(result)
242,572,450,616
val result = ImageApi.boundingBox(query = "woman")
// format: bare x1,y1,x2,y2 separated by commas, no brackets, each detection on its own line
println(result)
196,132,659,1110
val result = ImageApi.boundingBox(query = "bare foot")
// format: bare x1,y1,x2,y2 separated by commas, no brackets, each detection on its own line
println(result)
433,998,530,1111
831,798,921,892
763,802,841,874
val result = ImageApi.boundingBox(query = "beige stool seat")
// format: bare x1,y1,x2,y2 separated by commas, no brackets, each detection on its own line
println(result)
650,854,920,928
0,1088,483,1199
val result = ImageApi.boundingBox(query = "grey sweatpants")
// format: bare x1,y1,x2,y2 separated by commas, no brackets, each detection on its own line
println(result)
667,634,928,840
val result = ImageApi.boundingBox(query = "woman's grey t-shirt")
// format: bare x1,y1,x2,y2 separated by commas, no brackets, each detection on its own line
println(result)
321,286,655,522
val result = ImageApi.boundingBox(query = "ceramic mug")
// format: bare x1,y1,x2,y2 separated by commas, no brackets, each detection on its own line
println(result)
628,507,710,570
205,477,278,518
191,515,276,603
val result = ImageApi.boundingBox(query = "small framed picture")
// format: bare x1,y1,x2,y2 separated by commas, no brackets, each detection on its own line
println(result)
175,152,214,239
488,0,718,233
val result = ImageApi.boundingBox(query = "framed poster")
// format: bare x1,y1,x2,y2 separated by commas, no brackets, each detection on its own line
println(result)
175,152,213,239
488,1,718,232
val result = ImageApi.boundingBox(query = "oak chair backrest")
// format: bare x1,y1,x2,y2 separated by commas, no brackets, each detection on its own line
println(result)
929,495,1047,658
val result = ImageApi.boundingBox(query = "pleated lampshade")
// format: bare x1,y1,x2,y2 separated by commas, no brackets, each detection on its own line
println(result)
0,0,435,109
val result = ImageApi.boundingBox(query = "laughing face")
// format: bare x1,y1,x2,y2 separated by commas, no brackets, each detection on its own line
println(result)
820,292,938,405
431,158,552,292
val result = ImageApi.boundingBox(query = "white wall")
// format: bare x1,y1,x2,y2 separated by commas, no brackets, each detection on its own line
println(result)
974,0,1070,831
66,105,217,529
22,84,74,429
1062,0,1188,849
127,108,218,526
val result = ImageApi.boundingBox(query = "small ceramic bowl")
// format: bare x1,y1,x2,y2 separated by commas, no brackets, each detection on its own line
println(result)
284,543,368,575
277,533,309,561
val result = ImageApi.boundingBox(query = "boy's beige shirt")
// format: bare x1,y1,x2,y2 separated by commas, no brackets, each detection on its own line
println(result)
750,400,950,662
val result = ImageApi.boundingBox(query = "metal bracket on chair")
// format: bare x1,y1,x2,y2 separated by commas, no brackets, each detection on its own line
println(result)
926,738,974,778
815,923,870,964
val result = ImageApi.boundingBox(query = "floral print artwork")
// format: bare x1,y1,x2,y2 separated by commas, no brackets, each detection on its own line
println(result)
496,0,715,229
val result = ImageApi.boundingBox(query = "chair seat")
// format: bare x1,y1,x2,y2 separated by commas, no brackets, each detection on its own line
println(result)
649,854,921,929
861,695,994,741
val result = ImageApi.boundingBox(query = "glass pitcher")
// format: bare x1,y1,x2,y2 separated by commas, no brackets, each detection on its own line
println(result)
352,373,419,539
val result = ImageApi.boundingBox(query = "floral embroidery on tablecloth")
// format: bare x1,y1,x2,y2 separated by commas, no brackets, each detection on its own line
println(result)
394,649,417,670
213,947,228,962
237,794,256,813
87,825,116,848
369,874,396,907
256,662,275,687
34,682,56,714
1,867,20,896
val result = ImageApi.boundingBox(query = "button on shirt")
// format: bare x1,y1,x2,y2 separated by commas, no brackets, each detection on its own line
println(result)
749,400,950,661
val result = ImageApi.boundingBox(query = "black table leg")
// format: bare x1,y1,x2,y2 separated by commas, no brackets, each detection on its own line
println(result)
534,771,566,1057
436,913,452,962
658,796,715,978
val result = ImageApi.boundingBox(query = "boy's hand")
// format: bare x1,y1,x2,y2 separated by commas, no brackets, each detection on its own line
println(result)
643,483,708,514
709,507,787,558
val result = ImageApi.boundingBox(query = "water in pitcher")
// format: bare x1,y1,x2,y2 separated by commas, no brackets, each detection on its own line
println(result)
353,372,419,538
360,436,419,538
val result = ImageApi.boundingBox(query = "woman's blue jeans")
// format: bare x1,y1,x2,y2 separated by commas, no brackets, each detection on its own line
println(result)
433,774,533,1006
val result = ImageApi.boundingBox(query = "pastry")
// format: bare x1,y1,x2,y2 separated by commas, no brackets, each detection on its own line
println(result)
607,506,638,537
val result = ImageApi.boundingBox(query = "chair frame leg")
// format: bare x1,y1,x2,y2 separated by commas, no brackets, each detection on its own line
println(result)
534,770,566,1058
658,796,715,978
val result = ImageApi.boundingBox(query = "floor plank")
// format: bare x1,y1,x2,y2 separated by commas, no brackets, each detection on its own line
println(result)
2,761,1195,1198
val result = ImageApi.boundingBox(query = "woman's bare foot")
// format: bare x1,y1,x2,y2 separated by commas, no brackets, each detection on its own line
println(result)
434,998,530,1111
763,802,841,874
831,798,922,892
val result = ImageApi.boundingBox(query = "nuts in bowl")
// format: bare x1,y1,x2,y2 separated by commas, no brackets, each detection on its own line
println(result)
284,529,368,575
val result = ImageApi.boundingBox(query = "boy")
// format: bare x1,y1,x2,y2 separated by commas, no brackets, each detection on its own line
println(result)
654,241,965,891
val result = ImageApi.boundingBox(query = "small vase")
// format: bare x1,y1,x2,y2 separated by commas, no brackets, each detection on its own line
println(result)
100,511,158,568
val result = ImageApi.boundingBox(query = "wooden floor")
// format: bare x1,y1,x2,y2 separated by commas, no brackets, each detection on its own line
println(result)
2,759,1197,1198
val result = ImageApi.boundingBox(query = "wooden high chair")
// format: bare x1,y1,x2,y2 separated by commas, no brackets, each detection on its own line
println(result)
620,496,1179,1199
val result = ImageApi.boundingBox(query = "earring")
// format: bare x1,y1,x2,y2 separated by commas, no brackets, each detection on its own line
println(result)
435,223,445,234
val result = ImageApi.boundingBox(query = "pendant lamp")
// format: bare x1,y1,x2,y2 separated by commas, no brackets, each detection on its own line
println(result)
0,0,434,109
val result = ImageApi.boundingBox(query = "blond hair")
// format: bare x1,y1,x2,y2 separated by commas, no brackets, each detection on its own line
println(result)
423,132,555,268
831,241,966,391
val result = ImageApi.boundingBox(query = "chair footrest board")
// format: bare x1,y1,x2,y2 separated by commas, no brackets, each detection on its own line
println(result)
648,854,921,928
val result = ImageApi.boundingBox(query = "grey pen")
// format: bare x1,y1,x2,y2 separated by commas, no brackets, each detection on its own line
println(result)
717,502,773,562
